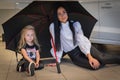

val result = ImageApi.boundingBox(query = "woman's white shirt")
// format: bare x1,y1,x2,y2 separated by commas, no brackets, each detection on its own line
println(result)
60,21,77,52
49,21,91,63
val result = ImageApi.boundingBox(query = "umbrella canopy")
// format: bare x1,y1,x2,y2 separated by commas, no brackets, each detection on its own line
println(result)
2,1,97,58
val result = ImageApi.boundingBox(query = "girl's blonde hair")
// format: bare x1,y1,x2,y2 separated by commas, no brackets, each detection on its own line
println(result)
18,25,40,51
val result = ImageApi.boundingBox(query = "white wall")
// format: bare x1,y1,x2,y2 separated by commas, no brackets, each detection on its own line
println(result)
0,9,20,34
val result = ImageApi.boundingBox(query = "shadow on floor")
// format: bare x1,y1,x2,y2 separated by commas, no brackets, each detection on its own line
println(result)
92,43,120,55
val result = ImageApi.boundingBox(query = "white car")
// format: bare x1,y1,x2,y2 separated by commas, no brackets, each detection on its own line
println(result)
80,0,120,45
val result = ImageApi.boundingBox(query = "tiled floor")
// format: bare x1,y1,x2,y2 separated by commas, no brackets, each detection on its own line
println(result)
0,42,120,80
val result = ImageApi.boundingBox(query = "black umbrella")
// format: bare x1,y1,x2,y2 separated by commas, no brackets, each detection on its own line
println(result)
2,1,97,73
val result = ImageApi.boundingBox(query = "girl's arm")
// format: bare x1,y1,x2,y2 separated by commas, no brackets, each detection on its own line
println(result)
21,48,35,63
35,50,40,64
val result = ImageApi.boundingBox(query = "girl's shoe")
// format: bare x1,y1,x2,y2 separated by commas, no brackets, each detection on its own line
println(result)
16,59,25,72
28,62,35,76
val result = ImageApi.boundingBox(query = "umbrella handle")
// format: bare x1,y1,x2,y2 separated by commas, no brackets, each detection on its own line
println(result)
51,34,61,73
15,51,18,62
56,62,61,73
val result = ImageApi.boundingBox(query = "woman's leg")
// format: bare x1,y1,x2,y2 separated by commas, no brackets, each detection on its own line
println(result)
68,46,104,70
68,47,95,70
68,45,120,70
91,46,120,64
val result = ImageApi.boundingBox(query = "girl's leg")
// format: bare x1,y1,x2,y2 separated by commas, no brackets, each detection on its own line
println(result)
16,58,26,72
23,60,29,69
23,60,35,76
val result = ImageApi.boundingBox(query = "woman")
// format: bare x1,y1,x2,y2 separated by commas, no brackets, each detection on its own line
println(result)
49,5,120,70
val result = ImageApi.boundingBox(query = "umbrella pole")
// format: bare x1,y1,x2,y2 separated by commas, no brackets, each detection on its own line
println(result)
56,62,61,73
15,51,18,62
51,34,61,73
52,45,61,73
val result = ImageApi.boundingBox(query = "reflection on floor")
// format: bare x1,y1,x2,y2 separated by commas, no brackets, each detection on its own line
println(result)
0,42,120,80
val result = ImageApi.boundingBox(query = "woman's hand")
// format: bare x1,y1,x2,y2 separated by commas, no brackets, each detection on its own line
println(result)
89,57,100,69
87,54,100,69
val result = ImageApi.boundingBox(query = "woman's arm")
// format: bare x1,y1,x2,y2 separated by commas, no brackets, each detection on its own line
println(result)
74,22,100,69
74,22,91,55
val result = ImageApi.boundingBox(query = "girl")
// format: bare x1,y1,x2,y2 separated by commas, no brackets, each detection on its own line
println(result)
17,25,44,76
48,5,120,70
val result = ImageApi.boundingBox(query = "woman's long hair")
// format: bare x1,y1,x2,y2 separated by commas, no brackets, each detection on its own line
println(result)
53,5,76,51
18,25,40,51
